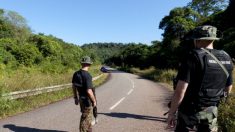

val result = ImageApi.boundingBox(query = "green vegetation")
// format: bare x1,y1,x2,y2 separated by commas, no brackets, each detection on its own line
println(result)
105,1,235,130
0,0,234,130
217,68,235,132
106,0,234,69
0,89,72,119
218,96,235,132
0,9,102,93
0,8,107,119
82,43,125,64
0,73,108,119
128,67,177,84
126,67,235,132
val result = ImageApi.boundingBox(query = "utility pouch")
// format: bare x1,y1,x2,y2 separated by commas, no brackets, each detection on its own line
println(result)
80,96,91,108
196,106,218,131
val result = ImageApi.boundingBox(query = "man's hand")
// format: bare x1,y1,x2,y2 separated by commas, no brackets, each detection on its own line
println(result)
74,97,79,105
93,106,97,118
92,101,97,107
166,114,176,129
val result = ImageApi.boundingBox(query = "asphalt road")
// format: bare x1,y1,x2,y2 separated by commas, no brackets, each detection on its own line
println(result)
0,71,172,132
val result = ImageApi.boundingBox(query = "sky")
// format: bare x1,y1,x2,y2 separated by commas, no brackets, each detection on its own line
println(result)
0,0,191,45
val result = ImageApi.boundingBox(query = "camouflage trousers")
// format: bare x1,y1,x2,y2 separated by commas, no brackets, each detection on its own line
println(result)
80,100,93,132
176,106,218,132
196,106,218,132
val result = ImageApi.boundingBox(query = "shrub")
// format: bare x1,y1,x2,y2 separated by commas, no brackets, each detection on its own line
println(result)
218,96,235,132
0,47,16,65
154,69,177,84
11,44,42,66
127,67,177,84
33,35,62,57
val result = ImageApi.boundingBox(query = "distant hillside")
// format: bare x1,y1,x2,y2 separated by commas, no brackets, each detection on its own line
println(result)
81,43,125,64
0,9,89,73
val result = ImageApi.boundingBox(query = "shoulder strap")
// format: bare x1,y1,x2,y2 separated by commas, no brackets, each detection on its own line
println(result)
201,48,229,78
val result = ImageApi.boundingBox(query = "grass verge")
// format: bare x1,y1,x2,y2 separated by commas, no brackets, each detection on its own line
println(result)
0,65,102,92
0,73,109,119
218,68,235,132
122,67,177,84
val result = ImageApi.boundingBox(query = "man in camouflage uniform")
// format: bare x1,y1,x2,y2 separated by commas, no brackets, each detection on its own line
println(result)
72,56,97,132
166,25,233,132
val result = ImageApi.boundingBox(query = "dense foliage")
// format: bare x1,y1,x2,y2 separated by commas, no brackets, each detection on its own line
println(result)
83,2,235,131
102,0,235,70
0,1,234,129
0,9,94,74
218,96,235,132
81,43,125,64
1,1,233,70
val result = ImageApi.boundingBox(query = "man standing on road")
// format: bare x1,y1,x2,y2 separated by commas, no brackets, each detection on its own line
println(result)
72,56,97,132
166,25,233,132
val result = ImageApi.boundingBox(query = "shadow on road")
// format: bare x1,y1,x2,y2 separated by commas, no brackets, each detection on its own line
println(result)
99,112,166,122
3,124,67,132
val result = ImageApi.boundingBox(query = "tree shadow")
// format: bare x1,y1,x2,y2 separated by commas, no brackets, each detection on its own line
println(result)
3,124,67,132
99,112,166,122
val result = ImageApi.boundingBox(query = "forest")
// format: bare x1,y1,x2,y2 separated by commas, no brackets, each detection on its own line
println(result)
1,0,234,73
0,9,89,73
0,0,234,130
83,0,235,70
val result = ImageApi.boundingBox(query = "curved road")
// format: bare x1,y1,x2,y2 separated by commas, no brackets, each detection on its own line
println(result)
0,71,172,132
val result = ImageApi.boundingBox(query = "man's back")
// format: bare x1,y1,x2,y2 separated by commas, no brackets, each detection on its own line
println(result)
72,70,93,97
178,48,233,111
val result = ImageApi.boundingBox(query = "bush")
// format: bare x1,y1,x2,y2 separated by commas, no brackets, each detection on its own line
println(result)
127,67,177,84
153,69,177,84
33,35,62,57
0,47,16,65
0,98,16,116
218,96,235,132
11,44,42,66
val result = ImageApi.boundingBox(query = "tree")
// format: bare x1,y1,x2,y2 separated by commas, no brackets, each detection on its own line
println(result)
12,44,42,66
0,46,16,65
0,9,14,38
0,9,4,19
158,7,200,68
201,0,235,58
116,44,151,68
61,44,83,68
31,35,62,57
159,7,199,40
82,43,125,64
188,0,229,22
4,10,31,44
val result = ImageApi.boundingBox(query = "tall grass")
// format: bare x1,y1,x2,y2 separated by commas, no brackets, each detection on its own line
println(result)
233,69,235,93
129,67,177,84
0,72,108,119
217,68,235,132
0,64,104,118
0,65,102,92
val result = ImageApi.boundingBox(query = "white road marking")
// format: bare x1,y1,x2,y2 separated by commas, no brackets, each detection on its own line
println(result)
108,75,134,110
109,97,125,110
125,76,135,88
127,89,134,95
